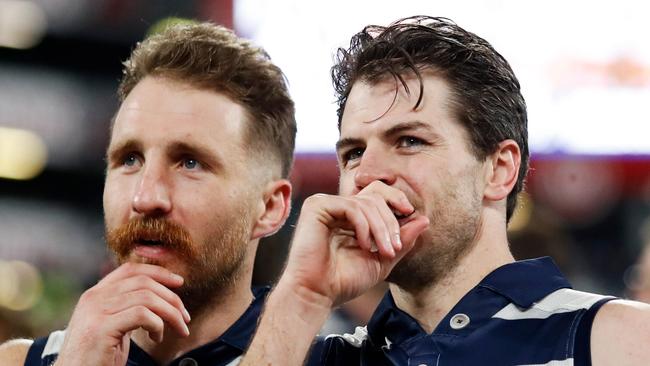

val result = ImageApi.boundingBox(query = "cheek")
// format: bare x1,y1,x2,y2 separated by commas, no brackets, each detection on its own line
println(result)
103,176,133,226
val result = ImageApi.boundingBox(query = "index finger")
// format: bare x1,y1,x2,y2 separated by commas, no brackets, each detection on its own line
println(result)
99,262,184,288
357,181,414,216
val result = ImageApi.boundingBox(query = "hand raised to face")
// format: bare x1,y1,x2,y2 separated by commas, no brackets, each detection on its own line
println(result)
55,263,191,366
282,181,430,307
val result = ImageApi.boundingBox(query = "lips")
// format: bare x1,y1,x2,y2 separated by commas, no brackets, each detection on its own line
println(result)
131,234,176,260
137,238,164,246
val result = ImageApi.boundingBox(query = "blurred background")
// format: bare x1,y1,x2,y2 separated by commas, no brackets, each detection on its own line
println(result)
1,0,649,340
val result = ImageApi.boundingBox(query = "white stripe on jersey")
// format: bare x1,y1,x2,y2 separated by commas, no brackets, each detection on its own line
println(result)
324,326,369,348
42,330,66,358
517,358,574,366
225,355,242,365
493,288,610,320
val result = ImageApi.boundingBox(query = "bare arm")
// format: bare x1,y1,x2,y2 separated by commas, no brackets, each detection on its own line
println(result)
0,339,32,365
241,183,429,365
591,299,650,366
241,280,333,366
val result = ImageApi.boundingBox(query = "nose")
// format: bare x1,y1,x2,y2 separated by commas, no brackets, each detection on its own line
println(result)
353,148,396,192
132,162,172,217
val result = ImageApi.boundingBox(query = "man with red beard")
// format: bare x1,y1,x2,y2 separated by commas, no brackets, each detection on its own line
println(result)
241,16,650,365
0,22,295,366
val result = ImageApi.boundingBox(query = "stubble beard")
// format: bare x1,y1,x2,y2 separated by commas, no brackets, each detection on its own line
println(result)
387,183,482,292
105,212,251,317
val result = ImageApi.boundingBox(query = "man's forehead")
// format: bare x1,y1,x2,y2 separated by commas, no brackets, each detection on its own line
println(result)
339,75,456,142
113,104,200,131
111,78,248,142
343,80,406,117
340,80,421,135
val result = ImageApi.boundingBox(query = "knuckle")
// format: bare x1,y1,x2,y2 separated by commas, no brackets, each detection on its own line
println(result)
357,195,385,211
345,197,363,211
121,262,138,276
304,193,326,206
132,305,150,322
133,274,154,286
303,193,338,214
134,289,155,303
79,287,98,303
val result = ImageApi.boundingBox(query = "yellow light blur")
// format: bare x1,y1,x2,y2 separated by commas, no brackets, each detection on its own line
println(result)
0,260,43,311
508,192,533,233
0,0,47,49
0,126,48,180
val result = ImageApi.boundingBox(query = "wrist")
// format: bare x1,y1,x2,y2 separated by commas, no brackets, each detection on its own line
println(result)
269,275,334,329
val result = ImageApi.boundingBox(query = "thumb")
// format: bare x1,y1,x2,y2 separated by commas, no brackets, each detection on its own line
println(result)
397,215,429,257
377,215,429,278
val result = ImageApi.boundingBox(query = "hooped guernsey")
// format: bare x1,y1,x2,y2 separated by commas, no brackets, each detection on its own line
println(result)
308,257,615,366
24,287,269,366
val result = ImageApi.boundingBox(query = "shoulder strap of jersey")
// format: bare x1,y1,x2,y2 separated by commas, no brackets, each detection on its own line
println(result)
573,297,617,366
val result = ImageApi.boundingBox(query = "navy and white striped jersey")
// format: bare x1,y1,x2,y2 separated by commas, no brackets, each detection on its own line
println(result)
24,287,269,366
309,257,615,366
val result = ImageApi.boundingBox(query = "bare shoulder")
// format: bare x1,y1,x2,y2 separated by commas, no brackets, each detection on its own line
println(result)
0,338,33,365
591,299,650,366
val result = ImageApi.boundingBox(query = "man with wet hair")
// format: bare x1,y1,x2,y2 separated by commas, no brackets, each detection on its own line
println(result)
0,21,296,366
242,16,650,365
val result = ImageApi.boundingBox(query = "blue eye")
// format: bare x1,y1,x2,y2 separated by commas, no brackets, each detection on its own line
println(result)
183,158,199,169
343,148,364,164
398,136,425,148
123,153,138,167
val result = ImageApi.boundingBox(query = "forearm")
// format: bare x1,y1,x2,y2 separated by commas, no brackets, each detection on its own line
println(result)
241,278,333,366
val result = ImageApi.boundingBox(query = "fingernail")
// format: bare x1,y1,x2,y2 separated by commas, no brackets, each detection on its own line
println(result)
172,273,184,282
184,322,190,336
183,308,191,322
394,234,403,250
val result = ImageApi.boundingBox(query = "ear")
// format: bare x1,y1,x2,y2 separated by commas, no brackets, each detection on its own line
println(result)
250,179,292,240
483,139,521,202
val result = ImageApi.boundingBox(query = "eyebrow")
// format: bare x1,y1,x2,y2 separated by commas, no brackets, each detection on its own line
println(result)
165,141,222,168
335,137,364,154
383,120,433,137
335,120,435,153
106,139,141,163
106,139,222,168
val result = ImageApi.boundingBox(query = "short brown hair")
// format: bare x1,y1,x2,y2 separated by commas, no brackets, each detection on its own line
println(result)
333,16,528,221
119,22,296,178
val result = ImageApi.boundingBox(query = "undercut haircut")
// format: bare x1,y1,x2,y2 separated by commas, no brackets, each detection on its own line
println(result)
119,22,296,178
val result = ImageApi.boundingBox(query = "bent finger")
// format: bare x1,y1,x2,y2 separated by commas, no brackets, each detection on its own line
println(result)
103,289,190,337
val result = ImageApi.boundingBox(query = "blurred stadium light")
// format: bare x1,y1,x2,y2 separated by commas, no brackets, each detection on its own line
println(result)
0,0,47,49
0,127,47,180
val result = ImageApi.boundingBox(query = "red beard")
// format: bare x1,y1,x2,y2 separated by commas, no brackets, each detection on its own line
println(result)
106,217,197,265
105,215,250,316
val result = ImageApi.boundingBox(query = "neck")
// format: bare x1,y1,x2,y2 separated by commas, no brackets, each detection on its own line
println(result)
131,274,254,365
390,211,514,333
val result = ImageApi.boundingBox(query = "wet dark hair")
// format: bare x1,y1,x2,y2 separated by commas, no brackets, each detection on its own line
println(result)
332,16,528,221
